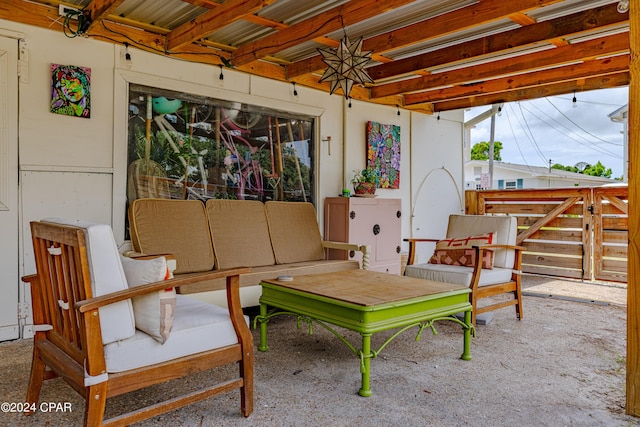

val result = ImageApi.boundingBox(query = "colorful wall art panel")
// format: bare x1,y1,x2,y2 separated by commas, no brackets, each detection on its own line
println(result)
50,64,91,118
366,121,400,189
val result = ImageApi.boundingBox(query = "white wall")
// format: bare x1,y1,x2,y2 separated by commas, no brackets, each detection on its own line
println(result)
2,18,465,282
409,111,465,262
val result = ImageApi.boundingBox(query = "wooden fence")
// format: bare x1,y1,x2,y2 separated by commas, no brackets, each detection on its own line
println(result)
465,186,628,283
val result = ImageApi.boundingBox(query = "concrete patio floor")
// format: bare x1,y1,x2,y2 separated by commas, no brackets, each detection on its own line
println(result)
0,274,636,427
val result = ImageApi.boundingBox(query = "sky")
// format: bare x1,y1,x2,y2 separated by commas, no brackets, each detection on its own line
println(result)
464,86,629,179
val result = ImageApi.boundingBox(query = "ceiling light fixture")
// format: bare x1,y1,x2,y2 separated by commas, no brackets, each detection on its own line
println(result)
617,0,629,13
318,32,374,100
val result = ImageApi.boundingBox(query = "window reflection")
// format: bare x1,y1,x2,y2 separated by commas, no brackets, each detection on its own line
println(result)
127,85,315,205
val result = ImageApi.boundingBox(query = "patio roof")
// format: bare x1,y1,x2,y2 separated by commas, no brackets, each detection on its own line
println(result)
0,0,630,114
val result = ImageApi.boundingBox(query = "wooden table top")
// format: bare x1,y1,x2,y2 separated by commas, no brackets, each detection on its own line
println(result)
261,269,469,307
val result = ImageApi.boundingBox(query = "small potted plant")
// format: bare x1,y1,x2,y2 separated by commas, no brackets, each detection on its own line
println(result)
351,167,378,196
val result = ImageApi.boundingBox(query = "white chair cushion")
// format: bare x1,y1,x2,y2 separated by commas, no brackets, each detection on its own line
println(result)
41,218,135,345
103,295,249,373
120,255,176,344
404,263,513,287
447,215,517,268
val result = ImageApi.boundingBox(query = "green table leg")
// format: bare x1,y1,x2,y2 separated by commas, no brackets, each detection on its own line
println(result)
259,303,269,352
461,310,472,361
358,333,373,397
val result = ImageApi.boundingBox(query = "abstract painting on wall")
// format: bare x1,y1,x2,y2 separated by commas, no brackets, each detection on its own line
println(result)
366,121,400,189
50,64,91,118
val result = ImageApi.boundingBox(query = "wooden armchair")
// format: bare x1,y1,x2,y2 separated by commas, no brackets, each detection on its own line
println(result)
404,214,525,326
24,219,253,426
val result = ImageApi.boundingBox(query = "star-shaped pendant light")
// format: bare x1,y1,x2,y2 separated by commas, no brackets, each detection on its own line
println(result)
318,35,374,99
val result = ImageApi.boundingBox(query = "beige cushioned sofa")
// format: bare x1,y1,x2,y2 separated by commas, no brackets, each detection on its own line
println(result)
128,198,367,307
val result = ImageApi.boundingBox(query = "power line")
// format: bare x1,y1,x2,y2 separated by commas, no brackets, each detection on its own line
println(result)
505,104,538,173
515,103,549,164
544,97,622,147
520,103,619,158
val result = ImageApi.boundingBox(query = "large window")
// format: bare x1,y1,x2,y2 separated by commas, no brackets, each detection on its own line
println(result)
127,84,315,205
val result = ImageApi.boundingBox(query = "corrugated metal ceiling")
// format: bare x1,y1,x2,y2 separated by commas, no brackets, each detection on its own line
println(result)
1,0,628,112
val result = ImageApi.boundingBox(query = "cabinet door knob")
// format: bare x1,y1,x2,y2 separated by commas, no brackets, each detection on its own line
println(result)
373,224,380,235
350,211,356,219
397,210,402,218
396,246,401,254
349,250,355,258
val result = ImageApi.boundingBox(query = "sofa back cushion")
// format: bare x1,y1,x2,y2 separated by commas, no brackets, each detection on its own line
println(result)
206,199,275,268
40,218,136,345
446,215,517,268
265,201,325,264
129,199,215,274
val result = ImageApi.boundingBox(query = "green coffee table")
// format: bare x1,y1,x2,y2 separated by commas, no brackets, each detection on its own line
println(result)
255,269,474,396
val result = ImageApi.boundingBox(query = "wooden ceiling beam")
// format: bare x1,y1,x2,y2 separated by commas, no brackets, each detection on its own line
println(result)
431,71,629,111
231,0,416,67
367,3,627,81
85,0,126,33
0,0,63,29
0,0,630,113
0,0,391,106
404,54,629,105
371,32,630,99
286,0,564,78
166,0,275,51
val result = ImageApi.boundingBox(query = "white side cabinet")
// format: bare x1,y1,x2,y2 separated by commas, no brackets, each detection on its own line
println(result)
324,197,402,274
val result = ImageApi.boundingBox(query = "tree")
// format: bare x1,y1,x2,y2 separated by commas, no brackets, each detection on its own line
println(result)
551,163,578,173
583,161,612,178
470,141,502,161
551,161,612,178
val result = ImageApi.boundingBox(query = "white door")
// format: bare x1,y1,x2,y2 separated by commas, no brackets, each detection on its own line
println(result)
0,36,19,340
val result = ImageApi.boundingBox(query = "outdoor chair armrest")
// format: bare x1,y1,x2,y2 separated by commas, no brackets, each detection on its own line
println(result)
22,274,37,285
75,267,251,313
473,244,527,252
322,241,370,269
403,238,440,266
470,245,526,285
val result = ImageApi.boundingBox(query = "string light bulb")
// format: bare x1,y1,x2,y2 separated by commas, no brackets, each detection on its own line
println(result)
396,104,401,116
124,42,131,64
617,0,629,13
292,82,298,96
218,64,224,80
572,91,577,108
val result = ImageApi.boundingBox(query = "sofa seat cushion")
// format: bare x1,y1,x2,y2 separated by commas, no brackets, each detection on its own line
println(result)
206,199,275,268
264,259,361,278
404,263,513,287
265,201,325,264
41,218,135,345
177,259,360,295
129,199,215,274
104,295,248,373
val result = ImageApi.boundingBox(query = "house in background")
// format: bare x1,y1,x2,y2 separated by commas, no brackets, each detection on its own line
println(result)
465,160,618,190
609,104,629,182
